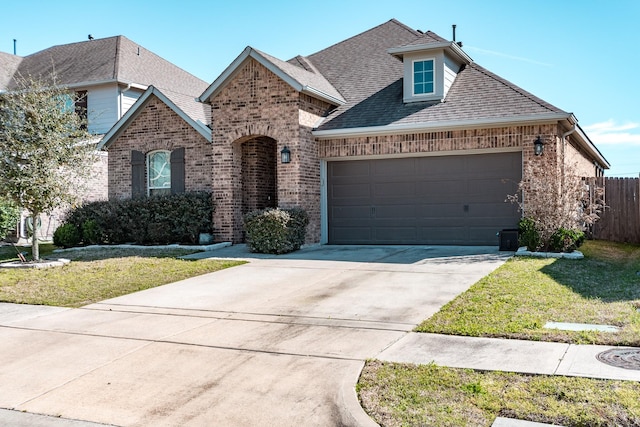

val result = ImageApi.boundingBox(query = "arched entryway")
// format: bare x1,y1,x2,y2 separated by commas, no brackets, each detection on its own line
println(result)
241,136,277,216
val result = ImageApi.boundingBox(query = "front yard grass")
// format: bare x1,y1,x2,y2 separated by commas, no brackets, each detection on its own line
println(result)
358,361,640,427
416,240,640,346
0,244,244,307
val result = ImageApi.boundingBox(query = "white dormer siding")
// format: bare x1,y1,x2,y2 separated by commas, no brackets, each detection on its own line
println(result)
390,40,472,104
443,53,459,98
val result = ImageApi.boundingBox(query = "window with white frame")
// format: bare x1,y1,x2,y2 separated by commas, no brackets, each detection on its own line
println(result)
413,59,435,95
147,150,171,196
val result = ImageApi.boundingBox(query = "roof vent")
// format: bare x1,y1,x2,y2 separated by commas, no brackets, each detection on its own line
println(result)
452,25,463,47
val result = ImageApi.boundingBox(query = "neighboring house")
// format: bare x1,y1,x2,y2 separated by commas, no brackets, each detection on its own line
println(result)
101,19,609,246
0,35,209,241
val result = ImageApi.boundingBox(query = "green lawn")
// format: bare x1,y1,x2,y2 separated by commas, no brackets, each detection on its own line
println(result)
359,240,640,426
358,361,640,427
0,244,244,307
416,240,640,346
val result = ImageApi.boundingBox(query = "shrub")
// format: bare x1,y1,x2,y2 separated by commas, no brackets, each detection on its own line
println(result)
518,217,542,252
60,192,214,246
0,198,19,241
244,207,309,254
53,223,81,248
549,227,585,253
82,219,103,245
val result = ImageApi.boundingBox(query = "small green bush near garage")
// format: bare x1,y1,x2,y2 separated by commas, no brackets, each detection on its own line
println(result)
244,207,308,254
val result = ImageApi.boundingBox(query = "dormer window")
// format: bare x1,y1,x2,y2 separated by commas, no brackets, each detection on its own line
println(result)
388,38,472,104
413,59,435,95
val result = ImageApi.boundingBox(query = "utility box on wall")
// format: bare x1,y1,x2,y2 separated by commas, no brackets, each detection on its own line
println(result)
499,229,519,251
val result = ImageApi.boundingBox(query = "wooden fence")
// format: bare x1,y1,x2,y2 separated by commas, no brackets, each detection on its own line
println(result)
592,177,640,244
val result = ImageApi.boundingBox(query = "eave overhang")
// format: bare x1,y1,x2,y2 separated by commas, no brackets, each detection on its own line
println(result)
388,41,473,64
313,112,610,169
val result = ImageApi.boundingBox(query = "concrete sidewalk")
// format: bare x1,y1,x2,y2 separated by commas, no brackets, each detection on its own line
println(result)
378,333,640,382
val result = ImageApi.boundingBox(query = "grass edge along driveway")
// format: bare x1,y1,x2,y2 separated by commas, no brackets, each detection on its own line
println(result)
359,240,640,426
0,244,244,307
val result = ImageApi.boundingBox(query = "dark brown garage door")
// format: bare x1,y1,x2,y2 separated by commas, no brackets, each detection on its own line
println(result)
327,152,522,245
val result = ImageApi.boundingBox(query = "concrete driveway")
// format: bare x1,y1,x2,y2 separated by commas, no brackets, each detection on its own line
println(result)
0,245,509,426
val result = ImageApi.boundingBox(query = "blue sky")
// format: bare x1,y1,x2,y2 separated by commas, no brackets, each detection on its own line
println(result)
3,0,639,176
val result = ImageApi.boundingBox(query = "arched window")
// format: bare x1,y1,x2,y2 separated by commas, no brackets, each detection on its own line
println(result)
147,150,171,196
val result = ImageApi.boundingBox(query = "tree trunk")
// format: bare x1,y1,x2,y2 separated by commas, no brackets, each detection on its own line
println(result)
31,212,40,261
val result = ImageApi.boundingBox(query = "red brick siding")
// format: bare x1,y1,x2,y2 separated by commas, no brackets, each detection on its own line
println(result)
208,58,332,243
107,96,212,200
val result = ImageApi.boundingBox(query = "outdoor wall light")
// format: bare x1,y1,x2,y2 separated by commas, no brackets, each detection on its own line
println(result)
534,136,544,156
280,146,291,164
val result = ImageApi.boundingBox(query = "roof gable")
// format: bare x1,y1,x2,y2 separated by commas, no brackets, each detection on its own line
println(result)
98,86,211,150
197,46,345,106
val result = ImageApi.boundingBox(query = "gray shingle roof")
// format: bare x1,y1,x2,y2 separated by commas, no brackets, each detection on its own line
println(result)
1,36,209,124
253,48,344,104
299,19,567,131
304,19,420,110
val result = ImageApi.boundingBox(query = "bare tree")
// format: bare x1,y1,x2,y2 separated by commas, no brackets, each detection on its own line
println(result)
508,159,605,251
0,76,95,261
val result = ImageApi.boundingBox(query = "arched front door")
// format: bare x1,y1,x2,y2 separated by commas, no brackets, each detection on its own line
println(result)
241,136,277,216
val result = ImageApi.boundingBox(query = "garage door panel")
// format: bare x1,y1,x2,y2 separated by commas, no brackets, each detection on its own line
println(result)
331,206,372,219
417,180,467,198
417,203,466,218
374,204,417,219
327,152,522,245
372,158,415,176
418,226,468,243
330,227,372,244
415,156,461,175
331,183,371,199
373,182,416,198
330,161,370,177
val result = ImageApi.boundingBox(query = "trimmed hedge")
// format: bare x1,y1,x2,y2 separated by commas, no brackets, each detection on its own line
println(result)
58,192,214,247
244,207,309,254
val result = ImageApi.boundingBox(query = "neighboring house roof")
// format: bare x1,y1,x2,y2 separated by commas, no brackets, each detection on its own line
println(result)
0,52,22,91
99,86,211,150
198,46,345,106
0,36,210,125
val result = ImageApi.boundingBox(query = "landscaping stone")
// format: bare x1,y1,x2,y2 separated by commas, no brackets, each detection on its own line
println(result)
515,247,584,259
0,258,71,269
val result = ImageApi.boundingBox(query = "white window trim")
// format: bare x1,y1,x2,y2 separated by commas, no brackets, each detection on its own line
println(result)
147,150,171,196
411,58,436,97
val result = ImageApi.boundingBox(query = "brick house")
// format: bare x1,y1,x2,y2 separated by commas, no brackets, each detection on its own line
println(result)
100,19,609,246
1,35,208,240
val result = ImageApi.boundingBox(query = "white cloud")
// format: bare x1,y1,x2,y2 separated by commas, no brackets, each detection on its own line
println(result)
583,120,640,145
